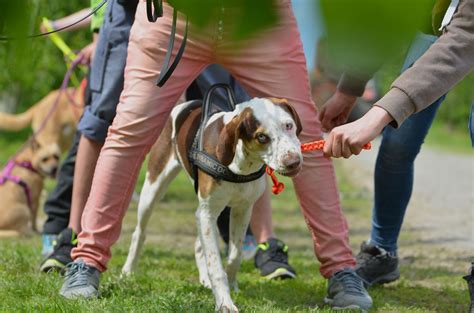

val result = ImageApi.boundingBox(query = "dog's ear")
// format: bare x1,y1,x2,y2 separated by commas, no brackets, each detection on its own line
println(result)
216,107,254,166
29,138,41,151
269,98,303,136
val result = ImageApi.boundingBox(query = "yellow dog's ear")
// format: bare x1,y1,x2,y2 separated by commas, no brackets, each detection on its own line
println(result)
29,138,41,151
269,98,303,136
216,107,254,166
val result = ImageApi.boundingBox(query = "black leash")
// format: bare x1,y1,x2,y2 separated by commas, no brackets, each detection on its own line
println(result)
0,0,108,41
145,0,188,87
189,84,266,194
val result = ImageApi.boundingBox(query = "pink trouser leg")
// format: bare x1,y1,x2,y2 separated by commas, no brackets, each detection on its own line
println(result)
73,0,355,277
71,3,210,271
219,3,355,278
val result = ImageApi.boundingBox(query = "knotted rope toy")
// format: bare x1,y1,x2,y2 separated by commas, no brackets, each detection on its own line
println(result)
267,140,372,195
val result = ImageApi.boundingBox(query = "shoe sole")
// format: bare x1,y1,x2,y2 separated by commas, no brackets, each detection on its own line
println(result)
60,289,100,299
324,298,368,312
263,268,296,280
40,259,66,273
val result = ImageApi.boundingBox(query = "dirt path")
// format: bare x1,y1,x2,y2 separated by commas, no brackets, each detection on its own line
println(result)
341,139,473,260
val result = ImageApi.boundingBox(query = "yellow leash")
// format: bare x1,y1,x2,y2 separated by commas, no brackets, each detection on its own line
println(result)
42,17,87,86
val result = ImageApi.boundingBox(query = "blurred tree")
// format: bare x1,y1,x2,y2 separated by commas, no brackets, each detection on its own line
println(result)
320,0,435,78
0,0,471,131
0,1,90,113
169,0,277,41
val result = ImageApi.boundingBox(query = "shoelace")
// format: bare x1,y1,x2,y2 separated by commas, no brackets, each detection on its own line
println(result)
334,269,365,294
267,246,288,264
65,262,93,287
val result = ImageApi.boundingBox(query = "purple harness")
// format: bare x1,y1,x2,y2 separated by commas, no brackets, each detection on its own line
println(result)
0,160,39,209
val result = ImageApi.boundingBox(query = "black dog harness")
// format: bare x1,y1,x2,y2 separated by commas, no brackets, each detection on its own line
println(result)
188,84,266,193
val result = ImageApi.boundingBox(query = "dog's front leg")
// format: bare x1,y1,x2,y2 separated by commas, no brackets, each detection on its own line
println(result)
226,205,253,292
196,203,238,313
31,202,39,234
195,236,211,289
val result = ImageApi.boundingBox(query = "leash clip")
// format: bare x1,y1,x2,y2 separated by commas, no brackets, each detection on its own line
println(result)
146,0,163,22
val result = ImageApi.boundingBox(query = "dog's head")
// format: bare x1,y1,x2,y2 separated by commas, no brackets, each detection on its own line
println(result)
30,141,61,178
216,98,303,177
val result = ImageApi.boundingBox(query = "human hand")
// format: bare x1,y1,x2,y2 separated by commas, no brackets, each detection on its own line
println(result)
319,90,357,132
40,20,55,34
323,106,393,158
77,41,97,65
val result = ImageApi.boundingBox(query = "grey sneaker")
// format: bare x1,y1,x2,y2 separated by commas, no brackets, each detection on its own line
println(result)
60,260,100,299
325,268,373,311
356,241,400,286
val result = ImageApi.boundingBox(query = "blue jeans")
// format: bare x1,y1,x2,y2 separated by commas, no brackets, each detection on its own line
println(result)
291,0,325,71
78,0,136,142
370,33,447,253
469,101,474,147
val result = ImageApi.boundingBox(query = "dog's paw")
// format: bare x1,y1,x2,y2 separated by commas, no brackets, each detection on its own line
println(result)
121,265,134,277
199,275,212,289
216,300,239,313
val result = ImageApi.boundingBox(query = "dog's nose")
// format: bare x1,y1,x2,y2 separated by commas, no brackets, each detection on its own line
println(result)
282,154,301,171
50,166,58,177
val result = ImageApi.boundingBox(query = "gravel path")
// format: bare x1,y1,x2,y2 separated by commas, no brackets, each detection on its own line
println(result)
343,139,474,255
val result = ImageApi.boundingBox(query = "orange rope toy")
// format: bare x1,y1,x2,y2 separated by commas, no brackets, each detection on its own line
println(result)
267,140,372,195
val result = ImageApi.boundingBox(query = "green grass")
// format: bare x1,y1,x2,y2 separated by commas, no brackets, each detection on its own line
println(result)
0,136,470,312
425,120,474,155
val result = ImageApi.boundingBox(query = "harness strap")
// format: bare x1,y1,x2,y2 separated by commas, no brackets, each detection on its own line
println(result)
0,160,38,209
189,84,265,194
189,139,266,185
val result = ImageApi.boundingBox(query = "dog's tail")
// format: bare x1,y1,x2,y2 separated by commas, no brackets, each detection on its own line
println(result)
0,106,35,131
0,230,22,238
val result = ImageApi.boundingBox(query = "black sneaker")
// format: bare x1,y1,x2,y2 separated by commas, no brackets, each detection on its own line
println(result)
254,238,296,280
40,228,77,273
463,262,474,313
355,241,400,286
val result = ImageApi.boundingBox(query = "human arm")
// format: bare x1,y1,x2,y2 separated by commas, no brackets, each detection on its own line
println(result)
40,8,92,33
77,32,99,65
318,71,373,132
374,0,474,127
323,0,474,158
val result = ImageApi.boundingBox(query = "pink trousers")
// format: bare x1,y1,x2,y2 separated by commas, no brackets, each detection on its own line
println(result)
72,0,355,278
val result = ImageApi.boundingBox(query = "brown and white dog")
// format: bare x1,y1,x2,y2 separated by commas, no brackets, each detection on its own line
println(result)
122,98,303,312
0,141,60,237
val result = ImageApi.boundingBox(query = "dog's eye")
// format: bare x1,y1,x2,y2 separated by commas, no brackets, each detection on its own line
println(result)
285,123,293,131
256,133,270,144
41,157,49,163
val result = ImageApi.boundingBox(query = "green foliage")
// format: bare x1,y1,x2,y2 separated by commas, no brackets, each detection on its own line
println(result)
0,1,90,111
0,0,470,135
377,56,474,133
436,72,474,131
321,0,435,76
168,0,278,41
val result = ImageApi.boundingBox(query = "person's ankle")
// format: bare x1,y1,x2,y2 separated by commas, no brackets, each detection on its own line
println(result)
255,233,276,244
367,239,397,256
